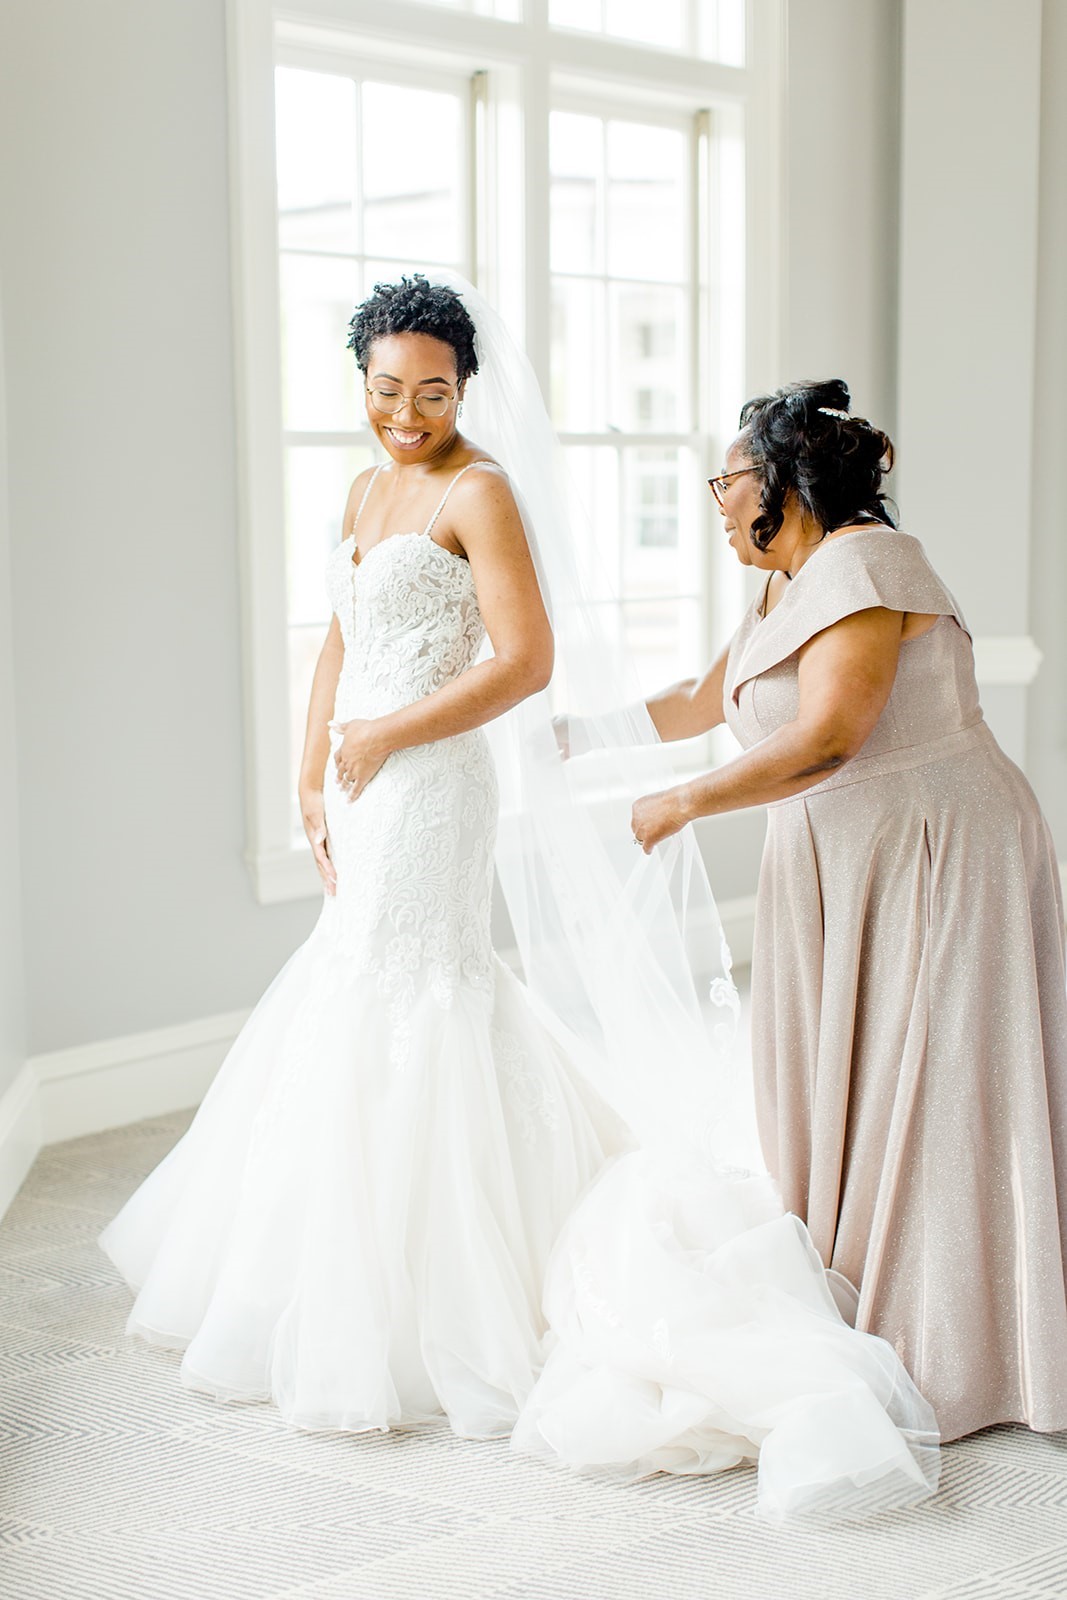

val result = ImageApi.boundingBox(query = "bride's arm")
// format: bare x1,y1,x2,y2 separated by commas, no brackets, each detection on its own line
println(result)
334,470,552,797
298,614,345,892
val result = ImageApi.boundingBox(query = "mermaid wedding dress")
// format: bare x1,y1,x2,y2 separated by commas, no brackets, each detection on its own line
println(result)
99,465,628,1438
100,276,940,1520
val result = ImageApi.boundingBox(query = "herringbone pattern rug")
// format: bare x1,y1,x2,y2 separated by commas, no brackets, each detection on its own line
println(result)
2,1110,1066,1599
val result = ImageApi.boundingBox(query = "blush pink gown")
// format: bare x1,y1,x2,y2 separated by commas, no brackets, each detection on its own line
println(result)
724,527,1067,1443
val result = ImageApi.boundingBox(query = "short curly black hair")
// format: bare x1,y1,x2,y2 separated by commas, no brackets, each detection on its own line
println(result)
346,274,479,382
737,379,896,551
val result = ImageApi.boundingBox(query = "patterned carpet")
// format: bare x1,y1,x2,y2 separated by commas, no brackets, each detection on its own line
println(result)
2,1110,1066,1600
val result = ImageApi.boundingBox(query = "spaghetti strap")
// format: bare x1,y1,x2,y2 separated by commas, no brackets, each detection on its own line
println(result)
422,460,499,538
351,464,385,538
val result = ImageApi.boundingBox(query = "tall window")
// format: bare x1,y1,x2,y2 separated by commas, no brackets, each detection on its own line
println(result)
549,106,703,696
548,0,745,63
228,0,781,901
275,62,472,827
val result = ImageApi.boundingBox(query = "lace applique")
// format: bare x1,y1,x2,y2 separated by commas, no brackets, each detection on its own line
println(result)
651,1318,675,1366
571,1248,623,1329
493,1026,561,1145
319,534,497,1069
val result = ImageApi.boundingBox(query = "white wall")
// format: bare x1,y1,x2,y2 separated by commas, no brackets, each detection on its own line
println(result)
0,0,315,1057
0,289,26,1100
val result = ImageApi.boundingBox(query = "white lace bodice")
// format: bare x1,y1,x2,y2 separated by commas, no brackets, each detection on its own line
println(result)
324,463,489,723
318,462,499,1066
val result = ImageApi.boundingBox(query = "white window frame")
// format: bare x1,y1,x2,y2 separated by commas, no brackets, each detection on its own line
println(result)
226,0,786,904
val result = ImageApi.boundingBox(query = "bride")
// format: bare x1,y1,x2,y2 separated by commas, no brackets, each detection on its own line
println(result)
100,273,938,1519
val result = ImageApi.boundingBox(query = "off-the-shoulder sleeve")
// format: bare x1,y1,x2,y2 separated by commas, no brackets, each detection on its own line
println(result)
729,529,968,700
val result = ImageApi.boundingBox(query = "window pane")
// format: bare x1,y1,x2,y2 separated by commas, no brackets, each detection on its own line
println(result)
621,446,703,598
280,255,363,430
362,83,463,264
284,444,374,626
607,284,687,432
562,445,621,600
549,0,600,26
606,121,686,283
700,0,746,67
621,597,703,696
604,0,683,50
415,0,520,16
275,68,357,254
550,113,600,275
550,0,746,64
551,278,605,432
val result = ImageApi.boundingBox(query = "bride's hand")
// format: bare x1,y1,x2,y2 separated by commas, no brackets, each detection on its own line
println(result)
300,788,337,895
631,786,692,854
331,718,390,802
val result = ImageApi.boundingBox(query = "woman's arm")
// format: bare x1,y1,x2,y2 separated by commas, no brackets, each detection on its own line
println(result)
645,644,730,741
299,613,346,892
632,605,905,851
334,468,553,798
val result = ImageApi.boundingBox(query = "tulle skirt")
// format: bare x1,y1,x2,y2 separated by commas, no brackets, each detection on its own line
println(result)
99,940,626,1438
513,1150,940,1520
100,931,940,1518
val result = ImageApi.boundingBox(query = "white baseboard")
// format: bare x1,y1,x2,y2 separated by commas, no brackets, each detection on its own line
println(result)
31,1009,251,1147
0,1065,42,1222
0,1008,250,1224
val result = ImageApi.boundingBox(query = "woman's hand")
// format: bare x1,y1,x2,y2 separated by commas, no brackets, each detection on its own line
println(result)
631,786,693,854
300,788,337,895
552,714,573,761
331,718,390,802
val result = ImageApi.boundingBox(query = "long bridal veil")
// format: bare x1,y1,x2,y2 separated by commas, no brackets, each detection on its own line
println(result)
429,271,940,1520
441,271,743,1155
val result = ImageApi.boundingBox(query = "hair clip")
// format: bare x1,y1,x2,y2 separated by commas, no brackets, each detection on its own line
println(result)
817,406,850,420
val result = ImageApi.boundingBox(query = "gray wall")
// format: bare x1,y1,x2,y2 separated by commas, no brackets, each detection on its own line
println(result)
1028,0,1067,844
0,0,314,1057
0,0,1062,1071
0,291,26,1099
784,0,901,433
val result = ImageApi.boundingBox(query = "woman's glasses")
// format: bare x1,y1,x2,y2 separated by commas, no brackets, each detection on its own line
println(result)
708,464,761,506
366,386,457,419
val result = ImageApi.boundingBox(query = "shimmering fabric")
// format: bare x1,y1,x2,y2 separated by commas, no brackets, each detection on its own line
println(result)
724,528,1067,1443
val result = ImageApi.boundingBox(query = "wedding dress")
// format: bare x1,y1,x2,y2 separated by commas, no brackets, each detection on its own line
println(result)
98,464,628,1438
100,275,940,1519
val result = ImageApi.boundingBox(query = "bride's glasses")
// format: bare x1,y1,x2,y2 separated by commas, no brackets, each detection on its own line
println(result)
708,465,762,506
366,386,458,419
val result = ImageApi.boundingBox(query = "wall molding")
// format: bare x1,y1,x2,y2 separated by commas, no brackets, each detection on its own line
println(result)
972,634,1044,688
31,1009,251,1148
1,1008,250,1222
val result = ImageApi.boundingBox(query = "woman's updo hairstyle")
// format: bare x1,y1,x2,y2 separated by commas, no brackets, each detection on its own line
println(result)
346,274,479,382
737,379,895,551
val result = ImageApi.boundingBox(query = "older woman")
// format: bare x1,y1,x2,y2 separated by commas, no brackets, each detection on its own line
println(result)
631,379,1067,1444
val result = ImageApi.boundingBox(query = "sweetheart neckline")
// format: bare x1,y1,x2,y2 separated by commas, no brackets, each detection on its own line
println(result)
343,530,471,573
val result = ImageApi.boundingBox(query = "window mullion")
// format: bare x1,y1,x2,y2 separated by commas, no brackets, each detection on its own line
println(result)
353,77,364,266
520,54,552,396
